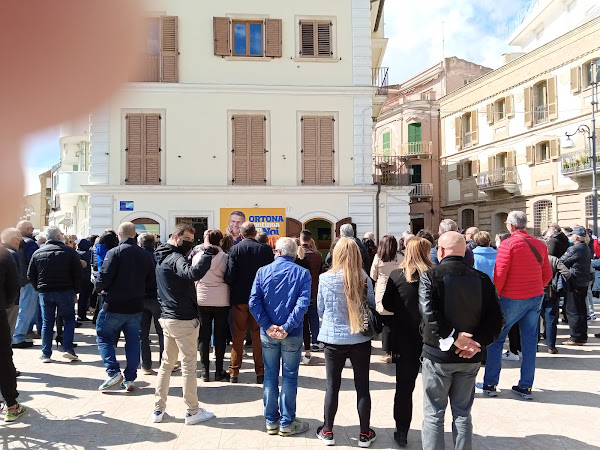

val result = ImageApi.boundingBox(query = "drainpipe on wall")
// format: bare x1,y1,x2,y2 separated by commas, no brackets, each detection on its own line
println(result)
375,181,381,242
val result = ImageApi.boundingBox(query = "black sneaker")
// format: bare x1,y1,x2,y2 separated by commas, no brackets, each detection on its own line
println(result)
512,385,533,400
256,375,264,384
201,371,210,382
230,376,238,384
476,382,498,397
12,341,33,349
316,425,335,446
394,430,408,447
215,371,230,382
358,428,376,448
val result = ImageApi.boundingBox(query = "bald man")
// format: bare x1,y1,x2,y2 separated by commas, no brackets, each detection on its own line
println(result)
95,221,155,392
418,231,504,450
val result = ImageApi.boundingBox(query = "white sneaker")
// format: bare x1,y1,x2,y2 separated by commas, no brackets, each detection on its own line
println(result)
62,351,79,362
151,410,164,423
344,358,352,368
185,408,214,425
40,355,52,363
301,354,311,365
502,351,520,361
121,380,134,392
98,373,124,391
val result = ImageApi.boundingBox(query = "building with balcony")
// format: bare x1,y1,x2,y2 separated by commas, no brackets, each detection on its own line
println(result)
84,0,404,247
440,15,600,237
373,57,492,233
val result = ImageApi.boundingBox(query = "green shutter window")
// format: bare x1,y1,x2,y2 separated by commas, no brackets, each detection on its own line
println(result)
407,123,421,143
382,131,391,156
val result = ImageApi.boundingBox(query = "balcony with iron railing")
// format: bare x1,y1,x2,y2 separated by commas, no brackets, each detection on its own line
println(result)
409,183,433,198
372,155,410,186
534,104,548,125
400,141,433,157
560,149,600,177
476,167,520,194
372,67,389,96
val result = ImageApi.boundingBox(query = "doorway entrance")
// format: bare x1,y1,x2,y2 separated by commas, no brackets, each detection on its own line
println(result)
175,217,208,245
304,218,333,260
492,212,508,238
411,217,424,234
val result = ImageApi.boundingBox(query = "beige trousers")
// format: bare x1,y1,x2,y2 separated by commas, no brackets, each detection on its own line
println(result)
154,318,200,414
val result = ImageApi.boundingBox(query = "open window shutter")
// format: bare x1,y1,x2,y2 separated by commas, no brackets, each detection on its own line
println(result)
550,138,559,160
488,155,494,172
547,76,558,120
472,159,479,176
317,22,332,56
571,66,581,93
213,17,231,56
125,114,143,185
300,21,315,56
264,19,282,58
526,145,534,166
524,87,532,127
319,117,334,184
505,95,514,118
160,16,178,82
455,117,462,149
301,117,318,185
144,114,161,185
534,145,541,165
486,103,494,125
232,116,249,184
456,162,463,179
250,116,266,185
335,217,352,237
470,110,479,146
286,218,303,238
507,150,516,167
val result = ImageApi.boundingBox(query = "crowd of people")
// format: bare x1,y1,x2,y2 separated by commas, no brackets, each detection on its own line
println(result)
0,212,598,449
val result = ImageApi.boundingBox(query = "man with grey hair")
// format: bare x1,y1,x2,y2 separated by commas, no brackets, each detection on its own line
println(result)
28,226,82,362
478,210,551,400
35,234,47,246
250,237,311,437
339,223,369,271
465,227,479,251
95,221,155,391
546,223,569,258
364,231,375,241
430,219,474,266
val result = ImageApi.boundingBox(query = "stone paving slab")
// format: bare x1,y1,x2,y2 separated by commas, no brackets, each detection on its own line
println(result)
1,308,599,449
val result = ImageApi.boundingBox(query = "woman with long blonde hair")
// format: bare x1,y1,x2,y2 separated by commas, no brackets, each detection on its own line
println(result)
316,237,377,447
381,237,432,447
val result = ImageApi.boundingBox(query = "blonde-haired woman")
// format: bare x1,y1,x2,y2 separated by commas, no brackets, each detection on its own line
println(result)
382,237,433,447
316,237,376,448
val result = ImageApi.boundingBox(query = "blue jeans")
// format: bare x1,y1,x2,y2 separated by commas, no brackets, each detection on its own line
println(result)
39,289,76,357
96,309,142,382
28,301,42,334
483,295,543,389
260,333,303,428
13,284,39,344
542,295,558,349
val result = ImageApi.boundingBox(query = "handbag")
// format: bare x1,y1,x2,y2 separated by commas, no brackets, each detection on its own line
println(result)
361,280,383,337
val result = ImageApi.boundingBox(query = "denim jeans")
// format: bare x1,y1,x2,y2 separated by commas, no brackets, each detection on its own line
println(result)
483,295,543,389
28,301,42,335
13,283,39,344
260,333,303,428
421,358,480,450
39,289,76,357
542,295,559,349
96,309,142,382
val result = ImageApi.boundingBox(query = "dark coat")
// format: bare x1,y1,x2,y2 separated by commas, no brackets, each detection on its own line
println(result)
22,235,39,264
143,246,158,299
96,238,155,314
0,246,19,310
224,238,274,305
76,238,92,285
418,256,504,364
28,240,82,293
547,231,570,258
430,245,475,267
560,242,592,288
300,244,322,299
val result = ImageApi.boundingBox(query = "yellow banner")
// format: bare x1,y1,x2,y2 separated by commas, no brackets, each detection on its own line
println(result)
220,208,286,240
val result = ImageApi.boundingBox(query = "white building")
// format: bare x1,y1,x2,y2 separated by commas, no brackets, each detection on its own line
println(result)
85,0,409,248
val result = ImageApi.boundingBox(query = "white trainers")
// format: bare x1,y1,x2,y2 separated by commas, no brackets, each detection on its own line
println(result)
344,358,352,368
185,408,214,425
62,351,79,362
121,380,134,392
301,354,311,365
502,351,520,361
40,355,52,363
99,373,124,391
151,410,164,423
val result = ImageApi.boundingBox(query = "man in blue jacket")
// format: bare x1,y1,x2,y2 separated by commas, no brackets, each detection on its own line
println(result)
249,237,311,437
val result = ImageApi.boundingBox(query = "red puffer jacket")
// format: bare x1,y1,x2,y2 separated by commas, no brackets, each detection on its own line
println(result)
493,230,552,299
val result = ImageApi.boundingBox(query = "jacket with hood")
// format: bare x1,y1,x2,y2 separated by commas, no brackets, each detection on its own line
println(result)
317,269,375,345
547,231,570,258
155,243,216,320
472,246,497,281
560,242,592,288
0,246,19,310
28,240,82,293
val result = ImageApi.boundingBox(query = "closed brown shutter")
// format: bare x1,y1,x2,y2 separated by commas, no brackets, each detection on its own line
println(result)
526,145,534,166
547,76,558,120
300,21,315,56
319,117,334,183
456,162,463,179
213,17,230,56
232,115,266,185
250,116,266,185
470,110,479,146
301,117,318,184
550,138,559,160
488,155,494,172
161,16,178,82
505,95,514,118
486,103,494,125
302,116,335,185
144,114,161,184
524,87,532,127
264,19,282,58
317,22,332,56
232,116,249,184
126,115,143,185
455,116,462,149
571,66,581,93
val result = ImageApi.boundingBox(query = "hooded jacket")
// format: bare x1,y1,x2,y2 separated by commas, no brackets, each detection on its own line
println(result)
155,243,215,320
547,231,570,258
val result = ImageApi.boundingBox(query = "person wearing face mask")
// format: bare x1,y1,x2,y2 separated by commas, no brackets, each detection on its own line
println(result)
152,223,217,425
95,222,155,392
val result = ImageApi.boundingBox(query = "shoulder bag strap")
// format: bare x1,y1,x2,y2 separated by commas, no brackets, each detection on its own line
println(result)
517,235,543,266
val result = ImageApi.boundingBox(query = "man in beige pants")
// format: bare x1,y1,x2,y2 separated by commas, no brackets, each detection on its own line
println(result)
152,224,217,424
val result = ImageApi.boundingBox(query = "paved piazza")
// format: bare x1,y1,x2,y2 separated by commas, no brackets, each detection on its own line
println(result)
2,308,599,449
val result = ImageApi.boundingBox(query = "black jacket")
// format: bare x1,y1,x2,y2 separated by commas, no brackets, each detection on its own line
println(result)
382,268,423,359
3,244,27,288
224,238,274,305
418,256,504,364
547,232,570,258
28,240,82,293
143,246,158,299
560,242,592,288
0,246,19,310
354,238,370,272
155,243,215,320
76,239,92,286
96,238,155,314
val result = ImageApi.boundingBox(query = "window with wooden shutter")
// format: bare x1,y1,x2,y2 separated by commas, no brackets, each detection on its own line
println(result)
470,110,479,146
472,159,479,176
571,66,581,93
550,138,559,160
455,116,462,149
526,145,534,166
505,95,514,118
214,17,231,56
456,162,463,179
487,103,494,125
547,76,558,120
524,87,532,127
299,20,332,58
301,116,335,185
264,19,282,58
488,155,494,171
132,17,178,83
126,113,161,185
232,115,266,185
161,16,178,82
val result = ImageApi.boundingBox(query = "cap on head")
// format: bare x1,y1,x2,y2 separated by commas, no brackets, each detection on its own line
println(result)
568,226,586,237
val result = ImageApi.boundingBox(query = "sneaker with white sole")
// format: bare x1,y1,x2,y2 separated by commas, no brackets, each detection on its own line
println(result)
151,410,164,423
185,408,214,425
121,380,134,392
512,385,533,400
476,382,498,397
99,373,124,391
301,354,311,365
279,418,309,436
40,355,52,363
501,351,519,361
316,425,335,446
266,421,279,435
62,351,79,362
358,428,376,448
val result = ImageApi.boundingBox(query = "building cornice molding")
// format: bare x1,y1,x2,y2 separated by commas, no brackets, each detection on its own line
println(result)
83,185,386,195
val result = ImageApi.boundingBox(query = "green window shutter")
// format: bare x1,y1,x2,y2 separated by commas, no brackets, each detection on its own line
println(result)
382,131,390,156
408,123,421,143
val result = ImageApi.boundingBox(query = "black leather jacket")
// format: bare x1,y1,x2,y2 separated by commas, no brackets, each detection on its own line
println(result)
560,242,592,288
418,256,504,364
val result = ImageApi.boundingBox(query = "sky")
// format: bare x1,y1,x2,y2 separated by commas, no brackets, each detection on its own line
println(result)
21,0,531,195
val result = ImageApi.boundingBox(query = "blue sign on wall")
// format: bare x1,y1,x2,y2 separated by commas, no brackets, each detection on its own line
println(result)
120,201,134,211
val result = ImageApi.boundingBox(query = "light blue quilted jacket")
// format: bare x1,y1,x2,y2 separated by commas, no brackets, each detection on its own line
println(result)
317,270,375,345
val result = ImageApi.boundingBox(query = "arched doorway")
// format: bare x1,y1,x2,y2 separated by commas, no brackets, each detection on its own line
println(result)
492,212,508,238
132,218,160,236
304,218,333,260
